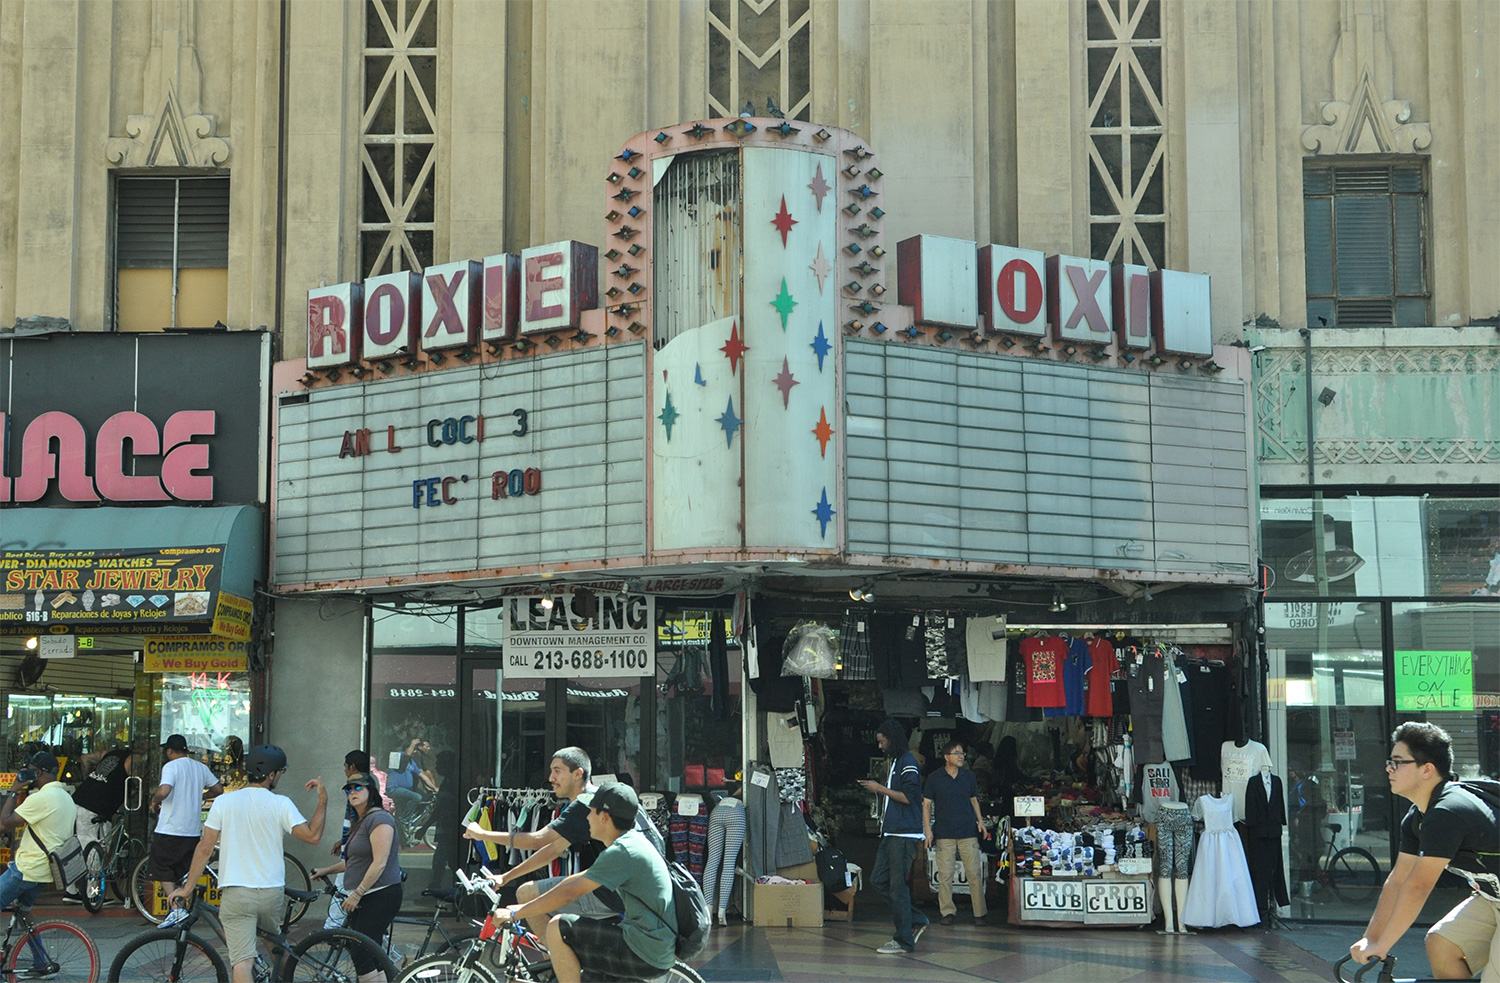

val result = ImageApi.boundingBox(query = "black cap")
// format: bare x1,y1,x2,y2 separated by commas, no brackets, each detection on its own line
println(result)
28,751,59,774
590,782,639,825
341,772,380,798
162,734,189,752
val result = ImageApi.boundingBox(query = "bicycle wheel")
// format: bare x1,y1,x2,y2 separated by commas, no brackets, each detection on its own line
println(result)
1327,846,1382,905
283,852,313,926
282,927,396,983
82,841,108,914
666,962,706,983
6,920,100,982
107,927,228,982
430,930,480,958
130,856,165,924
113,838,148,903
396,953,502,983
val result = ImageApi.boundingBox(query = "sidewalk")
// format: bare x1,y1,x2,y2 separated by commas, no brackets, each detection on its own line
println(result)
34,895,1433,983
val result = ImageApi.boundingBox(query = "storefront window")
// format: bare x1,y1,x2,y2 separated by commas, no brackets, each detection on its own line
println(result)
158,674,249,754
1266,601,1390,920
462,606,547,789
653,610,740,792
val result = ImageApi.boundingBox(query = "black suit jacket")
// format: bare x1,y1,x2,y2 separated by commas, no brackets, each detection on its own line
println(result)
1244,772,1286,838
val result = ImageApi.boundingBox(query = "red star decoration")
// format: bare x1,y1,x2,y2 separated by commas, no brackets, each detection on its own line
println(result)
720,322,748,374
812,406,834,457
771,196,798,247
773,358,799,407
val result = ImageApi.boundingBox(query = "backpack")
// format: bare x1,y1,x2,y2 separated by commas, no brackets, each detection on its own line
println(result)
666,859,710,960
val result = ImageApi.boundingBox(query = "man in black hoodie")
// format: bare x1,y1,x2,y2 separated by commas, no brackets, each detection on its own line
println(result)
859,718,928,954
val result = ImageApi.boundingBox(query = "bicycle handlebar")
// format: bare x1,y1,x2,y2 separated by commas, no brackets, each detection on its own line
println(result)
1331,954,1398,982
454,868,502,906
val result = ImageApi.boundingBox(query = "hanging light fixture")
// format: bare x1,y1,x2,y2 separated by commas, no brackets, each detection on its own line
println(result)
1049,592,1068,613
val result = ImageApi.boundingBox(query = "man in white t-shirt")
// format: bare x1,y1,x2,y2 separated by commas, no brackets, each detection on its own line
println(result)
147,734,224,911
169,745,326,983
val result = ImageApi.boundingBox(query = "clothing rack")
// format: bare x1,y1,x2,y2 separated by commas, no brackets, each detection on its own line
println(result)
467,785,557,806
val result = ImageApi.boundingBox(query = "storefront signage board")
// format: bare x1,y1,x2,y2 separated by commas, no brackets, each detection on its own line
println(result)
1394,650,1475,712
1019,878,1085,922
1333,731,1357,761
501,593,654,679
143,637,249,673
38,635,75,659
0,547,224,635
210,592,253,641
1083,879,1152,925
1015,795,1046,817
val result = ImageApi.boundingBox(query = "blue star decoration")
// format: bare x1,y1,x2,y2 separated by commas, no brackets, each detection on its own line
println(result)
716,397,742,447
809,321,831,372
658,390,680,440
812,487,836,539
694,363,707,386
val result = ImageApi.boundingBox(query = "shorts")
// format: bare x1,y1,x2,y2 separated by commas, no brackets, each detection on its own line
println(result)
556,914,672,982
1429,893,1500,982
219,886,284,966
532,874,619,916
147,834,200,883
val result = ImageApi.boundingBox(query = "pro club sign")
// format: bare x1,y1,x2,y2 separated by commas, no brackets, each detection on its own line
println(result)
307,241,598,369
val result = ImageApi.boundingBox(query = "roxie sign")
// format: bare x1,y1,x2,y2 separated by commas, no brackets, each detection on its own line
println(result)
307,241,598,369
898,234,1213,356
0,411,216,503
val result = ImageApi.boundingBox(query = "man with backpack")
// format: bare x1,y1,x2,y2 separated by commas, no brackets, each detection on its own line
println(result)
492,783,677,983
1350,722,1500,980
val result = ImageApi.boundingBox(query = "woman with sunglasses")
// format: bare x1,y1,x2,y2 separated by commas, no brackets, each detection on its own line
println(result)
312,773,403,983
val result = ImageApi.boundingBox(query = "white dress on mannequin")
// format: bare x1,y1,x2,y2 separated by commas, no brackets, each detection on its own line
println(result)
1181,794,1260,928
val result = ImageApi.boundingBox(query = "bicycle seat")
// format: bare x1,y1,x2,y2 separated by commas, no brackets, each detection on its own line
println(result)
284,888,320,904
1326,823,1342,834
422,887,459,902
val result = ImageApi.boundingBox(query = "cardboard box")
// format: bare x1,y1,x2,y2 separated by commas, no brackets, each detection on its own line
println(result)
752,882,824,927
823,886,857,921
776,861,820,883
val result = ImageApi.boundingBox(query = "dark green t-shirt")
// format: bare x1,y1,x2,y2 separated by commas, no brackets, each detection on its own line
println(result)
584,828,676,969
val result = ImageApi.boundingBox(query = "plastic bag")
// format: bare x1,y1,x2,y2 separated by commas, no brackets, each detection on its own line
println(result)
781,622,837,677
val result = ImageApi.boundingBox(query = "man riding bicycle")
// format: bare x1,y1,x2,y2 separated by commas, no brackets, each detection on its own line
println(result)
1350,722,1500,981
491,783,676,983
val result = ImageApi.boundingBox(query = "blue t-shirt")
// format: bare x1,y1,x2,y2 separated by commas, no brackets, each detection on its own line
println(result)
923,767,980,840
1043,637,1092,717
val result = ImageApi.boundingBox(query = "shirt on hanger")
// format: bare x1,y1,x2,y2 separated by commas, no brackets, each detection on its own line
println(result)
1083,637,1119,718
964,616,1007,682
1218,739,1273,823
1021,636,1068,708
1043,636,1090,717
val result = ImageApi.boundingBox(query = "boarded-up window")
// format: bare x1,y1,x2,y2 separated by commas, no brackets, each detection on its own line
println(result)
653,151,742,347
114,176,230,332
1303,162,1429,328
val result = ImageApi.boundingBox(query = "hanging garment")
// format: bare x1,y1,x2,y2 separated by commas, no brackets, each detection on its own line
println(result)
766,712,805,769
743,765,780,878
1244,773,1291,913
1161,655,1195,764
1181,795,1260,928
1186,662,1233,781
1021,636,1069,708
709,612,731,719
1043,636,1091,718
1084,637,1119,717
924,613,952,680
964,615,1007,682
670,812,710,878
1155,804,1194,879
1124,647,1165,762
702,797,746,912
1139,762,1181,825
839,610,876,680
1219,740,1273,823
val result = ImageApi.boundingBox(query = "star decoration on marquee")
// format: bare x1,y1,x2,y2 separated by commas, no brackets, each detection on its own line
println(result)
812,406,834,457
657,391,680,440
720,322,749,374
771,278,798,329
772,358,799,407
809,321,831,371
694,363,707,386
716,398,742,447
809,242,831,294
812,487,836,539
771,196,798,247
807,164,830,211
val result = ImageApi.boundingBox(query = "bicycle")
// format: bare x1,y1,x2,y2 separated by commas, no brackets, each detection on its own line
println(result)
129,848,313,925
1310,821,1382,906
398,793,438,850
316,874,479,962
1332,953,1440,982
395,869,705,983
0,900,100,980
107,880,395,982
81,814,147,914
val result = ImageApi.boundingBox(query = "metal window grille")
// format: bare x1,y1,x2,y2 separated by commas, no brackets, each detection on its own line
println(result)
708,0,811,122
1085,0,1165,267
1303,162,1429,328
361,0,437,277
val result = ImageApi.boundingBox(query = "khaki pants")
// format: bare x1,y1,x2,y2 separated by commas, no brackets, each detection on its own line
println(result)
934,838,988,918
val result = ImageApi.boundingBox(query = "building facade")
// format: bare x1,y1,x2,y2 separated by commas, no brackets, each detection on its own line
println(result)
2,0,1495,921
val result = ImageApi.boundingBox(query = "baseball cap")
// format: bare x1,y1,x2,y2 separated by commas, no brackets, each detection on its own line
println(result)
590,782,639,825
162,734,189,752
342,772,380,797
28,751,59,774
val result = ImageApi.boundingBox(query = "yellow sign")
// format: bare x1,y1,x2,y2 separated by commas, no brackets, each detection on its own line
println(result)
143,637,249,673
211,592,252,641
657,615,733,644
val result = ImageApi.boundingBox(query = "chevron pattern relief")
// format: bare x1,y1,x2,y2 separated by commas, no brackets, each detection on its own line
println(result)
708,0,812,122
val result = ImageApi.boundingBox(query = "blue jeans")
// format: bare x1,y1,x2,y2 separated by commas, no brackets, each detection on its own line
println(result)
871,835,928,950
0,863,49,970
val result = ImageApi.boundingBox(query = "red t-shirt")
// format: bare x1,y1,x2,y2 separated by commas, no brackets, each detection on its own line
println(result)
1021,636,1068,707
1084,637,1119,717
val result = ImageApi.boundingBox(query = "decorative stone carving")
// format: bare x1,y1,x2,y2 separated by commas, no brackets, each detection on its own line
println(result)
1300,0,1432,155
105,0,230,168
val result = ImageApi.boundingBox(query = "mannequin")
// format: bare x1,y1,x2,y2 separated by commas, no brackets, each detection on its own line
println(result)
702,789,746,926
1244,766,1289,923
1156,801,1193,934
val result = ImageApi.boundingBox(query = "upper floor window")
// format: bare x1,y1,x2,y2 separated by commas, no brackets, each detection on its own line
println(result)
708,0,811,122
114,176,229,332
1303,162,1429,328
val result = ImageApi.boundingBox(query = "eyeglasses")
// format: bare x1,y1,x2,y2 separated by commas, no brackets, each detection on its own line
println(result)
1385,757,1418,771
946,751,966,758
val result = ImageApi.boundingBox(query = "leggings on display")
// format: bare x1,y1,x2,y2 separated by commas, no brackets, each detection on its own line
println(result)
1155,806,1194,879
701,800,746,912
